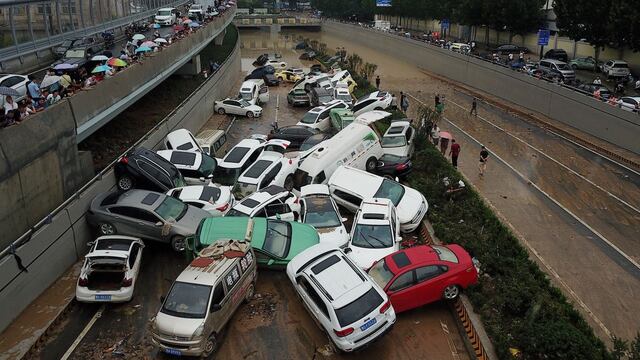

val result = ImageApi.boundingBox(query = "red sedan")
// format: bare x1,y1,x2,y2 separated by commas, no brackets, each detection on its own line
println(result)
367,245,478,313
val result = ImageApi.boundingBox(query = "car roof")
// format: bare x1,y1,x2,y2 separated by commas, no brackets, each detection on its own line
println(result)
384,122,410,136
357,198,392,225
171,185,220,201
238,158,278,182
113,190,165,209
156,150,202,170
301,184,330,197
235,185,287,209
385,245,465,274
355,110,392,125
176,240,252,286
330,166,383,197
166,129,198,151
87,235,139,258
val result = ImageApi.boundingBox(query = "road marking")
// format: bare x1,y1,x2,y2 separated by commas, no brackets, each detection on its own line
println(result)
60,304,105,360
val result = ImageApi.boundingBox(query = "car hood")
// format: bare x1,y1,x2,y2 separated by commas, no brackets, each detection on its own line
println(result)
348,246,396,270
155,15,172,19
397,188,426,224
381,147,409,157
246,105,262,112
315,225,349,248
154,311,203,338
286,223,320,261
175,206,211,234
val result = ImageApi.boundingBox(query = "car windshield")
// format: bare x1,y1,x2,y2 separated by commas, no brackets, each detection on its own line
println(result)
263,220,291,258
239,99,251,107
335,287,383,327
304,196,341,228
161,282,211,319
61,40,73,47
232,181,258,199
198,154,217,177
155,196,187,221
65,49,85,58
381,135,407,148
212,166,241,186
300,137,324,152
319,95,334,104
352,224,393,249
225,208,247,217
301,112,319,124
373,179,405,206
336,94,352,102
157,10,171,15
368,259,395,289
292,169,312,191
434,245,459,263
557,63,570,70
240,92,253,101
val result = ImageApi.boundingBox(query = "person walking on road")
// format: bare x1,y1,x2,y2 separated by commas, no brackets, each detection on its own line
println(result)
440,137,449,155
400,92,409,113
479,146,489,176
430,124,440,146
470,98,478,116
450,139,461,168
375,75,381,89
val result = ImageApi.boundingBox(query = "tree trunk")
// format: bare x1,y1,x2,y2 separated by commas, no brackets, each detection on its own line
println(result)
485,27,489,46
594,46,600,65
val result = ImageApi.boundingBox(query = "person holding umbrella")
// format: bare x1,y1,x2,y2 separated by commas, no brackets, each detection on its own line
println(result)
439,131,452,155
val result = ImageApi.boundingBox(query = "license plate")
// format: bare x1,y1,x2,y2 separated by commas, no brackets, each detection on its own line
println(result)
164,348,182,356
95,294,111,301
360,318,377,331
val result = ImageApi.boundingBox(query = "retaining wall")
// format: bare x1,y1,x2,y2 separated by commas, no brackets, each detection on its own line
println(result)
324,21,640,155
0,37,241,333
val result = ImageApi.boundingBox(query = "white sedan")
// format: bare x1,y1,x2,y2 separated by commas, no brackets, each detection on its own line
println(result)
214,98,263,118
76,236,144,303
267,59,287,68
0,74,29,104
617,97,640,112
300,185,350,248
166,185,234,216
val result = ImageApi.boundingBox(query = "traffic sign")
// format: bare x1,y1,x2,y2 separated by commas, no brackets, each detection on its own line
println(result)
376,0,392,6
538,29,550,46
441,19,450,30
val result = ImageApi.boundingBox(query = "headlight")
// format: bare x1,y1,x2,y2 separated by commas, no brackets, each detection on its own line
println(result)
193,323,205,337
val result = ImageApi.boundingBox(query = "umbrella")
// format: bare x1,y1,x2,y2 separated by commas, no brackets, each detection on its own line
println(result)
40,75,61,88
132,33,146,40
173,25,185,31
439,131,453,140
135,46,152,53
140,41,158,47
0,86,20,97
153,23,161,29
91,65,112,73
189,22,200,28
54,63,76,70
91,55,109,61
107,58,128,67
59,74,72,88
154,38,168,44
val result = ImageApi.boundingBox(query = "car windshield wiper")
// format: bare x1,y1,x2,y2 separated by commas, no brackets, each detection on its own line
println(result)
367,234,388,248
355,231,376,248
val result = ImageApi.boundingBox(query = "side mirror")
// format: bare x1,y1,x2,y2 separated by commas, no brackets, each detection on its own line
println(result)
344,247,352,254
396,236,403,243
267,259,276,266
155,221,163,227
341,217,348,223
199,177,206,182
210,303,222,312
160,295,165,303
86,241,95,247
207,174,214,179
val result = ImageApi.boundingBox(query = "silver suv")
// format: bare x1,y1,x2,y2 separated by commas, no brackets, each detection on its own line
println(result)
538,59,575,81
600,60,630,79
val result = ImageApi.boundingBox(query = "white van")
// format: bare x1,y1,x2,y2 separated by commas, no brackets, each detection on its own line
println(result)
196,129,228,157
239,79,269,105
331,70,356,92
292,118,386,192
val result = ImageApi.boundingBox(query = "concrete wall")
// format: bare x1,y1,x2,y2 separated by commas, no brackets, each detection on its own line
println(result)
0,37,241,333
324,21,640,155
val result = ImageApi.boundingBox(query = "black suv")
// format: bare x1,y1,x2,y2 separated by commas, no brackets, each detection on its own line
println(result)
310,87,334,107
494,44,528,54
544,49,569,63
114,148,187,192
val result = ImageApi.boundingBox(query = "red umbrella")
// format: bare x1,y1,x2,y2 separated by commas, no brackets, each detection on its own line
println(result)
173,24,184,31
439,131,453,140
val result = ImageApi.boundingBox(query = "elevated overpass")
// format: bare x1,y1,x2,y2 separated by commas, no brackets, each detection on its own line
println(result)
233,14,321,31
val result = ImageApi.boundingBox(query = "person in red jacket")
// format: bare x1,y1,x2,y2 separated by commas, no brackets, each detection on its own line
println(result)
449,139,461,168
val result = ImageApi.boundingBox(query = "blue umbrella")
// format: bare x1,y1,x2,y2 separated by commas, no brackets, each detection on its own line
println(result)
54,63,76,70
153,23,161,29
135,46,152,53
189,22,200,27
91,65,112,73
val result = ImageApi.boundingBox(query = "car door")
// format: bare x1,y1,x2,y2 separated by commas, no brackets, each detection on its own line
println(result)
296,276,332,331
414,265,450,304
107,206,154,239
331,189,362,212
385,270,417,313
224,100,240,115
258,85,270,103
258,162,282,190
128,241,144,284
316,108,332,131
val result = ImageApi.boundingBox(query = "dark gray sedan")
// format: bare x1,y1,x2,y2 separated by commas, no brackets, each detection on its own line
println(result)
87,190,212,251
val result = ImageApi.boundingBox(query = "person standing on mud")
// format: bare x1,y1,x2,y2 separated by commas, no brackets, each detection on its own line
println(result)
375,75,381,89
430,124,440,146
435,93,440,108
470,98,478,116
401,93,409,113
449,139,461,168
479,146,489,176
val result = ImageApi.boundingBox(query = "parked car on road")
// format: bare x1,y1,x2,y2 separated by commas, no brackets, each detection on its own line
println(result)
286,244,396,352
76,236,144,303
164,128,203,153
232,141,298,198
50,44,105,71
577,83,611,100
187,4,204,19
263,73,280,86
195,129,228,157
266,59,287,69
368,245,479,313
214,98,263,118
192,217,320,269
157,150,217,186
543,49,568,63
268,125,320,149
166,185,234,216
210,138,264,187
54,37,95,58
239,79,270,105
151,240,256,357
299,185,349,247
494,44,528,55
154,7,178,25
352,91,393,116
600,60,631,79
328,166,428,233
0,73,28,105
226,185,300,220
287,88,311,107
333,87,353,103
275,70,302,83
115,148,187,192
374,154,412,179
617,96,640,112
380,121,416,157
569,56,599,71
310,87,334,107
297,100,350,131
87,190,211,251
537,59,575,81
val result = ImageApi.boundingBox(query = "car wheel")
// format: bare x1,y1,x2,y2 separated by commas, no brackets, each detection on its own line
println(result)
217,108,226,115
365,157,377,172
117,175,134,191
98,222,116,236
170,236,186,252
284,175,294,191
244,283,255,303
443,285,460,300
201,333,218,357
247,111,255,118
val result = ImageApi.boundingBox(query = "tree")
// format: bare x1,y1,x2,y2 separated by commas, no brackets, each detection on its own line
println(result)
360,62,378,81
553,0,612,62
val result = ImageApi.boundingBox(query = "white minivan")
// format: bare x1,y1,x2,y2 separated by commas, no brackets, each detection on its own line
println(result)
292,113,387,192
239,79,270,105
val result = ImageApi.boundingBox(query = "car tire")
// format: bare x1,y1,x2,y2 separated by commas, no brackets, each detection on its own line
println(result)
117,175,134,191
170,236,186,252
284,175,294,191
247,111,254,118
244,282,255,303
98,222,116,236
201,333,218,358
443,285,460,300
365,157,377,172
217,108,226,115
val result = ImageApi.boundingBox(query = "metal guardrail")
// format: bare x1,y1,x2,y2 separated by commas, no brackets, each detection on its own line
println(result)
0,21,239,261
0,0,188,64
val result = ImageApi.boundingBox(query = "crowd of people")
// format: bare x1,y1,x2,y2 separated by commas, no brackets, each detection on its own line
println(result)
1,1,233,128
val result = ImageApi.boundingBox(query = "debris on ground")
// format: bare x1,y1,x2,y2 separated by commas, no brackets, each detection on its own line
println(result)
243,292,277,321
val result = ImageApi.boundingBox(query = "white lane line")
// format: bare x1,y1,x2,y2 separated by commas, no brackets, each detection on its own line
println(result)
60,304,105,360
443,98,640,215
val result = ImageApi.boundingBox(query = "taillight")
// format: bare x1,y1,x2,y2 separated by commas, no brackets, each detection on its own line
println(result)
216,203,230,212
78,277,88,287
120,156,129,164
380,300,391,314
395,163,408,171
122,278,133,287
333,327,354,337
